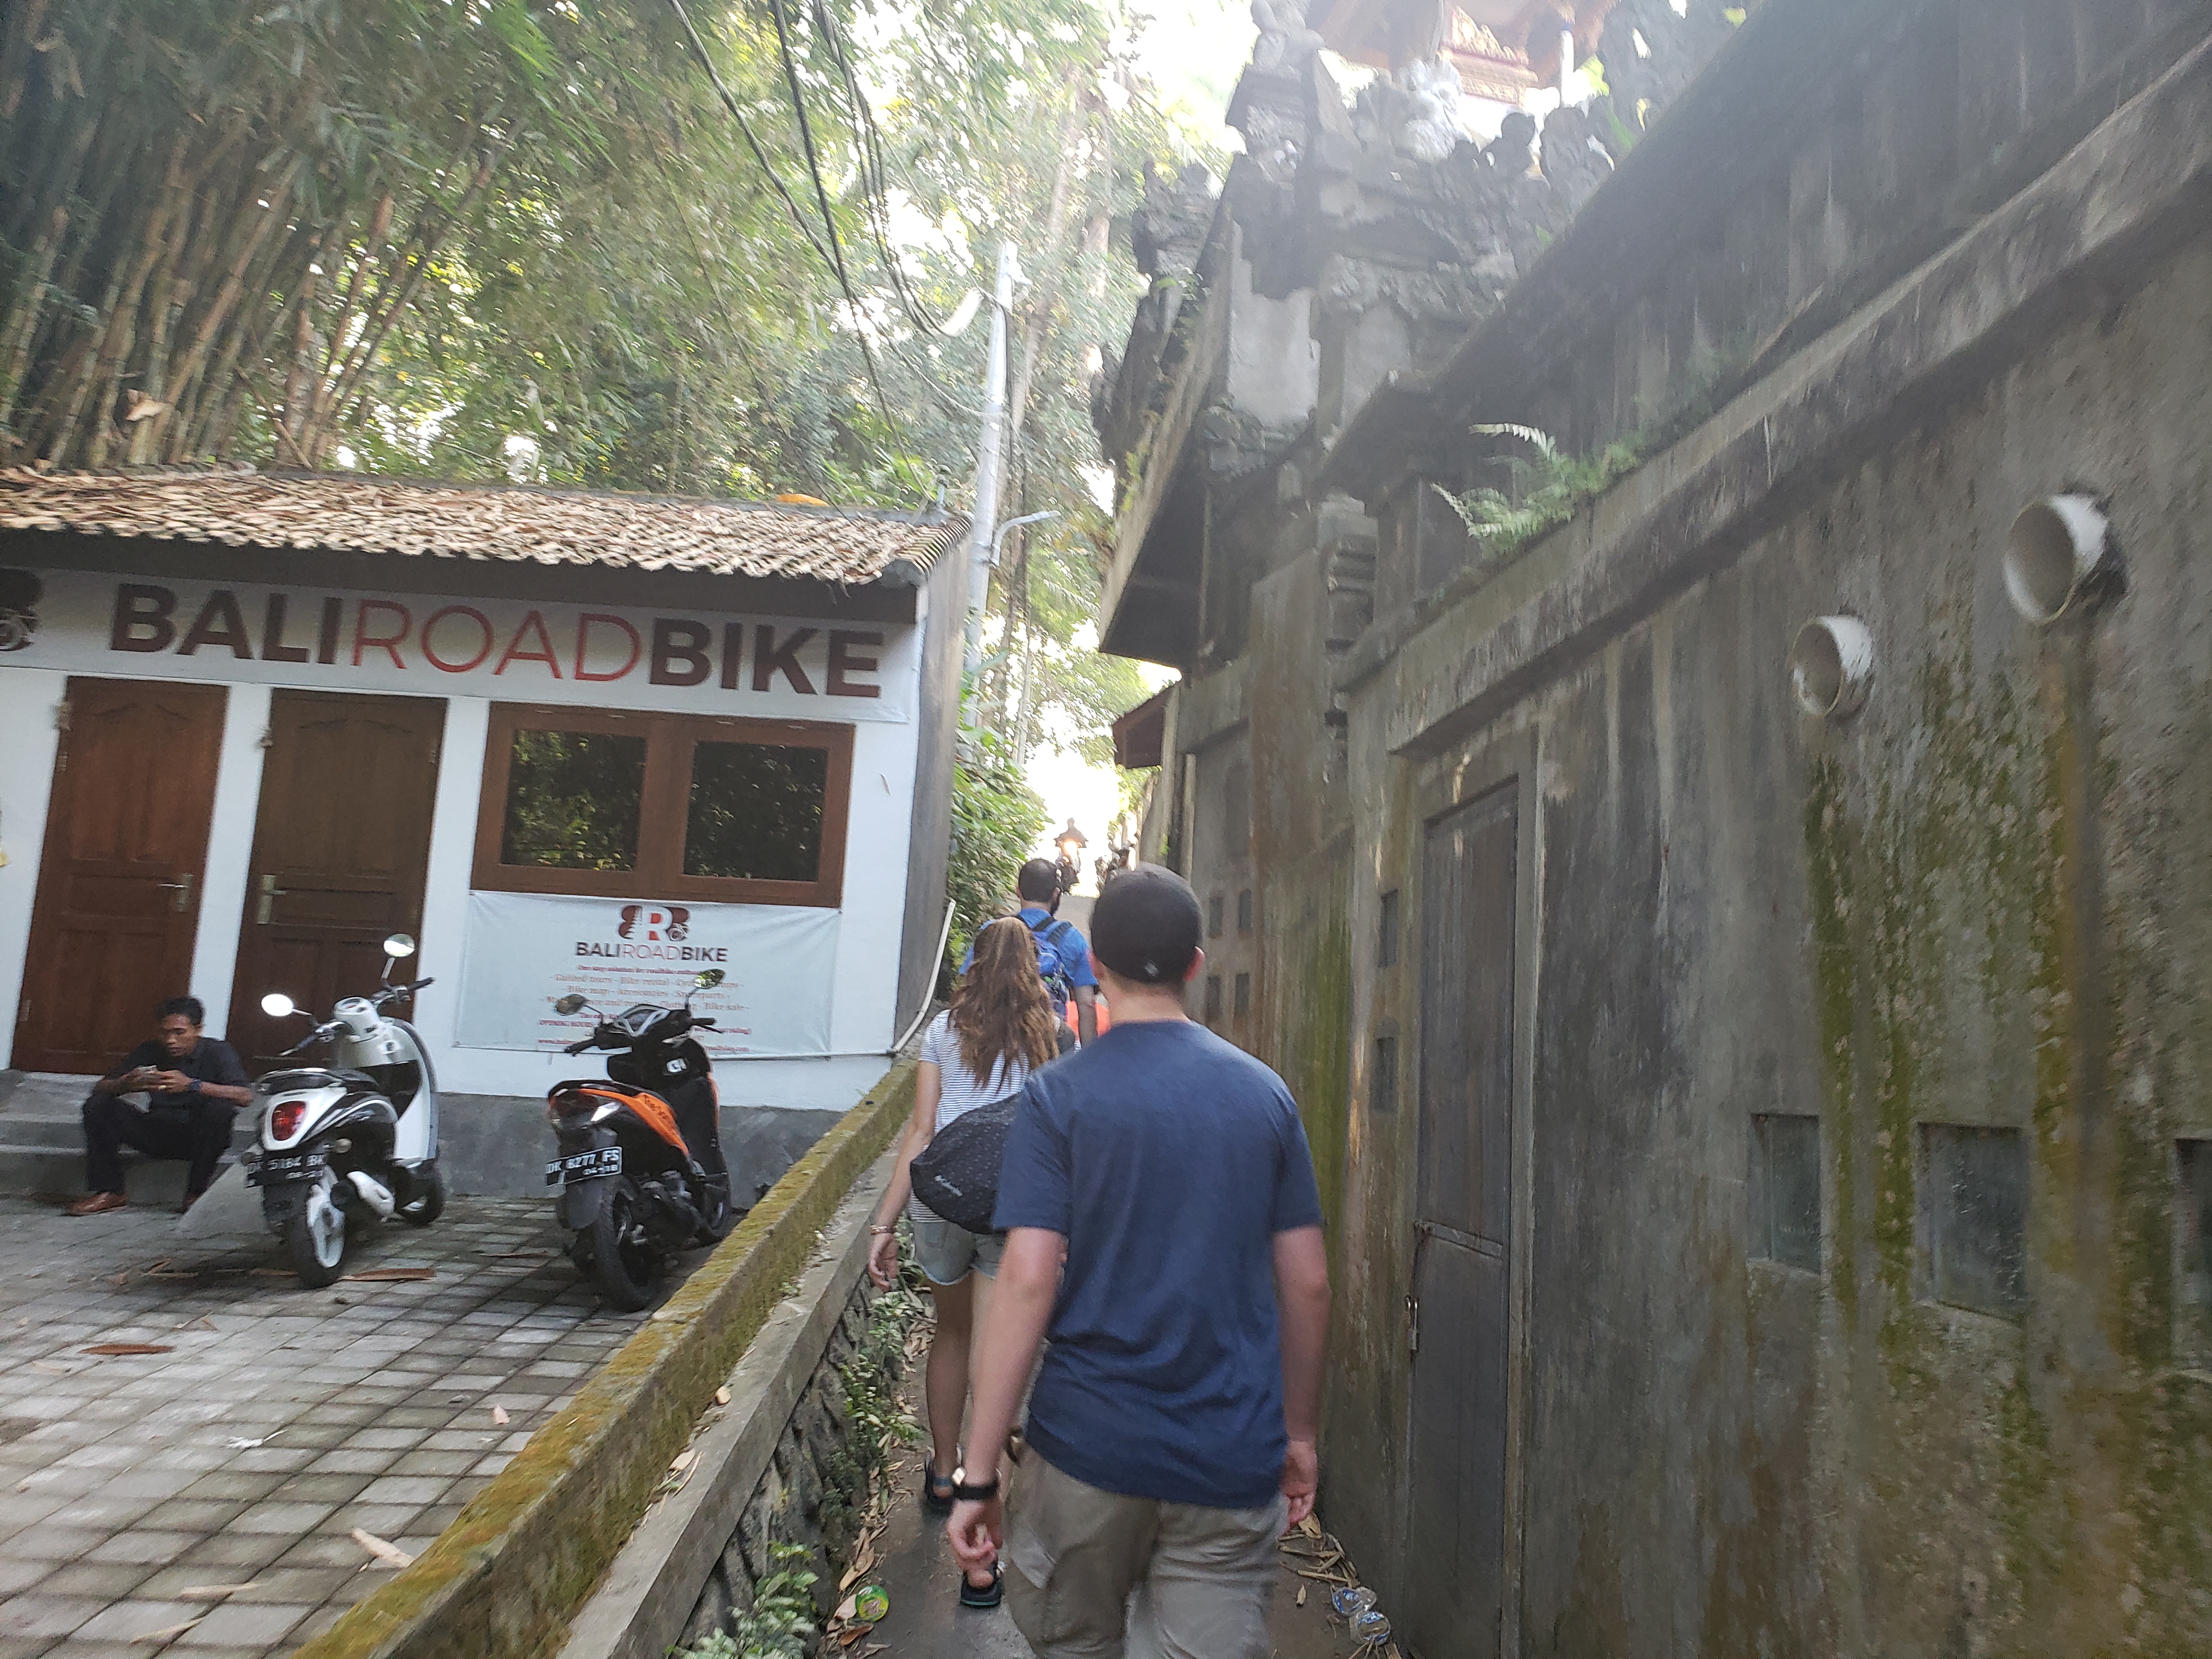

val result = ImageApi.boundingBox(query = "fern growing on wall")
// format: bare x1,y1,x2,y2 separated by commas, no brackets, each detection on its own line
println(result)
1432,424,1645,561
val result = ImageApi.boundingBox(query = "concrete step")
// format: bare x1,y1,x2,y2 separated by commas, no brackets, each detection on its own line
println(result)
0,1141,196,1203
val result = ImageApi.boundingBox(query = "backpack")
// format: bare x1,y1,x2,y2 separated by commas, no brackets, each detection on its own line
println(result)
908,1091,1021,1233
1029,917,1080,1014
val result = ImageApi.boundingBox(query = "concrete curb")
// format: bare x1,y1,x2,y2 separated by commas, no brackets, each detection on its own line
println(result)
555,1149,894,1659
291,1059,917,1659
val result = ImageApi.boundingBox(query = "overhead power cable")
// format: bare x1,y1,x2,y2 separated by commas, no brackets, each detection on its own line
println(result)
663,0,921,491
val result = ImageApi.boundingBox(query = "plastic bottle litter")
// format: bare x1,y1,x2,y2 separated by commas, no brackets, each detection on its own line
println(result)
1330,1584,1376,1618
1352,1607,1393,1646
852,1585,889,1623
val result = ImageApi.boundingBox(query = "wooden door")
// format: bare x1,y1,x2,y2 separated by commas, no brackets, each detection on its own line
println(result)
15,678,226,1073
228,692,443,1067
1404,783,1517,1659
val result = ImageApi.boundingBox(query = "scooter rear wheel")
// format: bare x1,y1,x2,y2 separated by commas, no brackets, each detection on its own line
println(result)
695,1175,736,1245
589,1183,661,1312
281,1184,347,1288
398,1163,445,1228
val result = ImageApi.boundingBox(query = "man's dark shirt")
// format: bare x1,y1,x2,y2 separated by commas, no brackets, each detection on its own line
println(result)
992,1020,1325,1508
106,1039,251,1111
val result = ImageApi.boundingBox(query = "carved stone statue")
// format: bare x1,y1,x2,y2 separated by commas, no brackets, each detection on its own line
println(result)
1251,0,1323,73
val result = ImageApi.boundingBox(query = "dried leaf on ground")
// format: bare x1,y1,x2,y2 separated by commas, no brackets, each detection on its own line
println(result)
352,1527,414,1568
345,1267,435,1282
670,1448,697,1474
83,1343,174,1356
491,1406,510,1426
131,1618,204,1643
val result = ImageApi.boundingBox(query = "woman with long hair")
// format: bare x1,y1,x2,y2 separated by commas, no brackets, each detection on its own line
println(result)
866,916,1059,1607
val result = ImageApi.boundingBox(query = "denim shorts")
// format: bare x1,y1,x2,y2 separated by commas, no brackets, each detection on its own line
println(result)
909,1210,1003,1285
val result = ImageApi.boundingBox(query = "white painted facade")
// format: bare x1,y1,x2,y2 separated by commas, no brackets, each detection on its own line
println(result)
0,574,936,1114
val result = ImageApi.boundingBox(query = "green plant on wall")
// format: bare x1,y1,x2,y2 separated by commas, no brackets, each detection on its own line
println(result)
1432,423,1643,562
945,723,1047,973
673,1543,818,1659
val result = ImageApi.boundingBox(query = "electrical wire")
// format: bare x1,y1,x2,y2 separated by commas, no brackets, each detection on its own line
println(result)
664,0,923,494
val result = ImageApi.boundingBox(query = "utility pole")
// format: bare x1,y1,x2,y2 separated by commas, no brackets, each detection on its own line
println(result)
961,242,1022,715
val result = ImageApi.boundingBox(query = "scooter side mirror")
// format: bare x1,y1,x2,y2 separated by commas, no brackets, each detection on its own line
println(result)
261,993,297,1019
553,994,589,1015
694,969,725,990
383,934,417,960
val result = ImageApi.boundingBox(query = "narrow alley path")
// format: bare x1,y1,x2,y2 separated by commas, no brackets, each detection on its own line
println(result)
852,1341,1371,1659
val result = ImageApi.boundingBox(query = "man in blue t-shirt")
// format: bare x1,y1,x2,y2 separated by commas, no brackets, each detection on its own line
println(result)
962,857,1099,1046
947,866,1330,1656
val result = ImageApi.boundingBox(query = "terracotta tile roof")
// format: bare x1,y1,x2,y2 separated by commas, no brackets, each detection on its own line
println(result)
0,467,962,588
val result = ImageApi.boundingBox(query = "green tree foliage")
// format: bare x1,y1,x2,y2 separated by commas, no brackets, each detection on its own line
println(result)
946,726,1045,970
1,0,1213,844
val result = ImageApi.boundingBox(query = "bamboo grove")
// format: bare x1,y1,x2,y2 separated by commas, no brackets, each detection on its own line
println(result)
0,0,1189,753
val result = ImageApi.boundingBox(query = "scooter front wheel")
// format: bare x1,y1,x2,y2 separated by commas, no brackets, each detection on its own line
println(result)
281,1182,348,1287
589,1182,662,1312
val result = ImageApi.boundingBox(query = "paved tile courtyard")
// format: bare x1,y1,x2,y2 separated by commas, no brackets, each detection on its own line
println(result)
0,1195,651,1658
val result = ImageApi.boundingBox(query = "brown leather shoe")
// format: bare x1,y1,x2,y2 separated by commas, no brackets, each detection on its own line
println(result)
65,1190,127,1217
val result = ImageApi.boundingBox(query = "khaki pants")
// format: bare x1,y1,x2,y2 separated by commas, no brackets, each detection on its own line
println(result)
1003,1449,1286,1659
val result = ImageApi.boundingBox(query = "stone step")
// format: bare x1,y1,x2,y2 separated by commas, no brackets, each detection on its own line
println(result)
0,1108,259,1154
0,1140,195,1203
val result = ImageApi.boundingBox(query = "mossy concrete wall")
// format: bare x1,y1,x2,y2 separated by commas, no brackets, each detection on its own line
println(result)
290,1060,914,1659
1325,58,2212,1657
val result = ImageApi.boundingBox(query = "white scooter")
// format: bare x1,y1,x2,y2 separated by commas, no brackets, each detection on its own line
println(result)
242,933,444,1286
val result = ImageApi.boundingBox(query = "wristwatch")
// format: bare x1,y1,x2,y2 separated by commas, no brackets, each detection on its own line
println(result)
188,1078,202,1094
951,1466,999,1501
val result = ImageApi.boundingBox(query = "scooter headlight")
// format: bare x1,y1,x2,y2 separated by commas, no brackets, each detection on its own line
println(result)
270,1101,308,1141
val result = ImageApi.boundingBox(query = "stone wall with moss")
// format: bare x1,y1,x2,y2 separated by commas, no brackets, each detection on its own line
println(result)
1329,225,2212,1657
672,1276,918,1652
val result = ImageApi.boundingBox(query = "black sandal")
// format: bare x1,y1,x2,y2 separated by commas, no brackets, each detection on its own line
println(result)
922,1459,957,1517
958,1562,1003,1610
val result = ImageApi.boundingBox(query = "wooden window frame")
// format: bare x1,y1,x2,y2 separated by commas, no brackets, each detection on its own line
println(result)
473,704,853,907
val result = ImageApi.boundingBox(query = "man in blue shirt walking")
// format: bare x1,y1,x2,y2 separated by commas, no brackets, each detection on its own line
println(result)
948,866,1331,1656
963,857,1099,1047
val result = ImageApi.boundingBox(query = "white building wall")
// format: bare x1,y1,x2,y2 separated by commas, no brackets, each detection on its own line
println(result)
0,593,929,1119
187,682,270,1039
0,666,66,1066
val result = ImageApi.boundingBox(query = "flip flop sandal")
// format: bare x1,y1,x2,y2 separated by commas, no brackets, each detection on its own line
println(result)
959,1562,1004,1610
922,1459,957,1517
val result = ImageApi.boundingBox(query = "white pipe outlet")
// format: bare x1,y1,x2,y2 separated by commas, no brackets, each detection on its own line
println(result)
1790,616,1875,720
2004,493,2114,624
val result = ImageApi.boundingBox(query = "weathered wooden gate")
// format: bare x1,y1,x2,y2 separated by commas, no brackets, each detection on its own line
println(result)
1403,783,1517,1658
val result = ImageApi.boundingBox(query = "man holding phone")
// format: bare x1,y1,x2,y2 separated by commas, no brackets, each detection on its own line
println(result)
66,996,253,1216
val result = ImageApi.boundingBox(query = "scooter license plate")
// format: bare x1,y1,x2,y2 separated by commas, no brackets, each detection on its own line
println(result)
250,1148,327,1186
545,1147,621,1187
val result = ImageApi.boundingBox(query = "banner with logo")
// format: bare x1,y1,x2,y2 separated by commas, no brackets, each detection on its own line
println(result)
454,891,838,1057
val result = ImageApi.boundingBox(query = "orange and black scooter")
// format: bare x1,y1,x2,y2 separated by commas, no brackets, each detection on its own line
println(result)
545,969,737,1310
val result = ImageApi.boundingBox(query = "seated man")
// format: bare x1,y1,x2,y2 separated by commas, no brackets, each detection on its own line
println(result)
66,996,254,1216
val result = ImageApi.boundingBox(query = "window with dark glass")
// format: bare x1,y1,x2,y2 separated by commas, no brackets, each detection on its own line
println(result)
1379,888,1401,968
499,730,646,871
1208,895,1225,938
1204,974,1223,1025
1237,889,1253,933
684,742,828,882
1233,972,1251,1019
476,707,852,906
